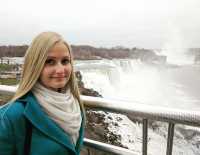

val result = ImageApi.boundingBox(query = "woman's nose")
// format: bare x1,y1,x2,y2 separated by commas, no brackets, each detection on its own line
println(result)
55,63,65,74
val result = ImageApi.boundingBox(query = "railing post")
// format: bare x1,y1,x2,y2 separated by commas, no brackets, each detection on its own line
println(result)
142,119,148,155
87,148,91,155
166,123,175,155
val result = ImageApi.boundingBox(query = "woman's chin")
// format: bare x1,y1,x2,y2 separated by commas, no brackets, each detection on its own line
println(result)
50,82,67,90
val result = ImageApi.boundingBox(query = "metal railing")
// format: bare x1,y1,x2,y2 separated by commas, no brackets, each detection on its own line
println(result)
1,84,200,155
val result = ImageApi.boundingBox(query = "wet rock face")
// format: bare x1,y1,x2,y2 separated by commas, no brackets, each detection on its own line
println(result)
75,71,102,97
75,71,126,154
75,71,120,155
75,71,122,144
0,99,3,105
85,109,125,147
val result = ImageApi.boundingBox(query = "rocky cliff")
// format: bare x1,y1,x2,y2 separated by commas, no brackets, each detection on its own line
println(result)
76,71,128,155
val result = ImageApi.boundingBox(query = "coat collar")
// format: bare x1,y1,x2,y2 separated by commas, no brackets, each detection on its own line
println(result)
18,92,84,153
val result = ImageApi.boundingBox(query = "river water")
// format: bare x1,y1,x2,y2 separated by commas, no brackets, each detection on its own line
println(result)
78,59,200,111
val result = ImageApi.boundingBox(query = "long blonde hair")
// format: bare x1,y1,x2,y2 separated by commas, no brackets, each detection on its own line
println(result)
12,32,85,114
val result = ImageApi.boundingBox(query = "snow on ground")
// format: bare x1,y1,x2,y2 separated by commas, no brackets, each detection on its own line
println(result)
95,110,200,155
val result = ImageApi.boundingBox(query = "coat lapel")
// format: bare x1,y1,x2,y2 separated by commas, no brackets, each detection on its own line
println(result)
21,92,77,153
75,113,85,153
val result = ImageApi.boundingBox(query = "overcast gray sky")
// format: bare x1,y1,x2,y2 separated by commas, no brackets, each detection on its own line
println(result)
0,0,199,49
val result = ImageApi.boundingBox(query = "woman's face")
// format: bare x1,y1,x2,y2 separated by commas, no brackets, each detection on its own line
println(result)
39,42,72,91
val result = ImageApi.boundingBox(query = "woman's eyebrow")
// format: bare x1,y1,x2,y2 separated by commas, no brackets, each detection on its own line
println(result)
63,56,70,59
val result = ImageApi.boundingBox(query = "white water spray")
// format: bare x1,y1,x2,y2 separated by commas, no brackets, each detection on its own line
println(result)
161,23,194,65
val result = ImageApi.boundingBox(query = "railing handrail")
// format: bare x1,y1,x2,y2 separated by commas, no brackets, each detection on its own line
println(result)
1,84,199,127
82,95,200,127
84,138,138,155
1,84,200,155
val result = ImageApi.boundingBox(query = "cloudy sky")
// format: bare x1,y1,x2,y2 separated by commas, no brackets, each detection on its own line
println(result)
0,0,199,49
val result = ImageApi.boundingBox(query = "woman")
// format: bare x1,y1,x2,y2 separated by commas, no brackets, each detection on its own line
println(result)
0,32,85,155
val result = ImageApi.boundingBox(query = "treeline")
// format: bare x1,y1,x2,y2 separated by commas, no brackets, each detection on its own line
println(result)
0,45,28,57
71,45,146,59
0,45,159,60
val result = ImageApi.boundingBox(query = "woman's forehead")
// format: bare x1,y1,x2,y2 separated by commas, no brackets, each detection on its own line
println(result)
48,42,70,57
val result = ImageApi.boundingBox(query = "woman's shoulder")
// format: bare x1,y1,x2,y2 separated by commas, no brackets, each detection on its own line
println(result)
0,101,26,143
0,101,25,122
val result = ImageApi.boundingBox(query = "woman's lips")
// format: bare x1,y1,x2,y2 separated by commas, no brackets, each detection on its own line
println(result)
51,76,66,78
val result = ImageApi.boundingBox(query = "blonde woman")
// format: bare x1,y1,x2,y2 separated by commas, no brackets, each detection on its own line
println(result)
0,32,85,155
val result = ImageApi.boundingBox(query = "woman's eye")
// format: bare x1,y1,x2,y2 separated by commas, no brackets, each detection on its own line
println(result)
45,59,55,65
62,59,70,65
